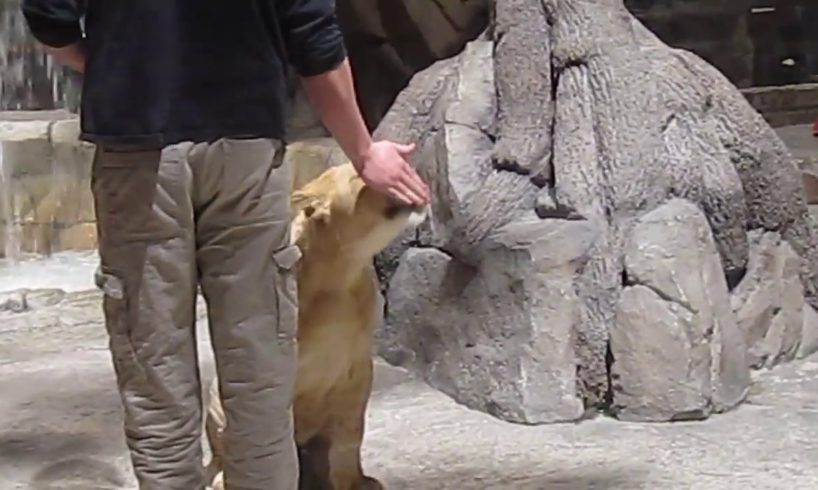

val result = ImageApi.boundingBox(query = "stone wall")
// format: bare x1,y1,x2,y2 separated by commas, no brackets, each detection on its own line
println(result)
626,1,818,89
741,83,818,127
0,111,96,258
0,110,347,259
626,0,755,88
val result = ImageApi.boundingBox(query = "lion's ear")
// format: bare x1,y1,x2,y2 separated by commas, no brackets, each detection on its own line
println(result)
293,192,328,219
292,189,318,212
290,202,330,245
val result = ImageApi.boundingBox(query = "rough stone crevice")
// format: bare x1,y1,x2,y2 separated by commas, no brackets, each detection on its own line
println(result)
442,119,496,143
602,340,615,409
623,273,696,315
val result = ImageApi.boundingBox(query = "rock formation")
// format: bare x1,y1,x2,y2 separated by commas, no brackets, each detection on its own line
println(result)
374,0,818,423
285,0,491,139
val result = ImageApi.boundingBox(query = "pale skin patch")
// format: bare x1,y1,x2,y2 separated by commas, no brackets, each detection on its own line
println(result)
205,162,426,490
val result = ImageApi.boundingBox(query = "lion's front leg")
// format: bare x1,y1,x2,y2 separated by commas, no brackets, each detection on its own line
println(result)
324,359,383,490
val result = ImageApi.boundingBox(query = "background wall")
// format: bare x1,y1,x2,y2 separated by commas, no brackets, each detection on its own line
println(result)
626,0,818,88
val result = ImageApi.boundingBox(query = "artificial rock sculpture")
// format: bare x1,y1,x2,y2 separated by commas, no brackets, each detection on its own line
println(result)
373,0,818,424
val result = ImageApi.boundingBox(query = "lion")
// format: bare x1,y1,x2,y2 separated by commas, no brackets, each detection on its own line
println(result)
204,162,428,490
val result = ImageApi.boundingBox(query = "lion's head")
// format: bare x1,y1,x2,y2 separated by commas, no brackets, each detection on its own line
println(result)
290,163,427,261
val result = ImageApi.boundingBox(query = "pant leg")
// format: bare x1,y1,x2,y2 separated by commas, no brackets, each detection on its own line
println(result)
91,145,202,489
191,138,300,490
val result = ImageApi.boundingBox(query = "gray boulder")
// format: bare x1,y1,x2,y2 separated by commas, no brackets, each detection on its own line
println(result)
610,199,749,422
381,217,599,424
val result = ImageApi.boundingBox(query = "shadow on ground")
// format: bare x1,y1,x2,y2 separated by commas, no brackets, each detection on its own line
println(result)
0,430,126,490
0,366,132,490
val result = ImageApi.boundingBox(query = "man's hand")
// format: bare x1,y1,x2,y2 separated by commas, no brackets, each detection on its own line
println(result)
355,141,429,206
300,58,430,206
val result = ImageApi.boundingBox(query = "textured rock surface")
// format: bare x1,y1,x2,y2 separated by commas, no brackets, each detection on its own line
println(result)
374,0,818,421
731,230,805,369
610,199,749,422
382,216,598,424
1,287,818,490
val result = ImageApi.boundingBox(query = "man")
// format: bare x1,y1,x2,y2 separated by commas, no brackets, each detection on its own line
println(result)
21,1,430,489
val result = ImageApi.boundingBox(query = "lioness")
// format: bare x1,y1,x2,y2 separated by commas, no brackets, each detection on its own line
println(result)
205,162,427,490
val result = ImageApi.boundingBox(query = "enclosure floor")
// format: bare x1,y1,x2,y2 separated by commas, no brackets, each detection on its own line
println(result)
777,124,818,167
0,290,817,490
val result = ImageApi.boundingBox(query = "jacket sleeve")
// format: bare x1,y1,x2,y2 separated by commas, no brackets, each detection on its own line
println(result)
274,0,348,77
21,0,84,48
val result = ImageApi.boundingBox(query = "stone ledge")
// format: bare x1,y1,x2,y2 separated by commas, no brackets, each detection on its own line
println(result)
0,110,345,258
774,124,818,170
0,110,89,146
742,83,818,127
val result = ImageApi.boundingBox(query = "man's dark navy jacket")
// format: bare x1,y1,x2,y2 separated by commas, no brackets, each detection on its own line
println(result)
22,0,347,149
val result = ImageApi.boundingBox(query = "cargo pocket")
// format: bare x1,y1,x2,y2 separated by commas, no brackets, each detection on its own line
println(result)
271,244,302,343
95,266,143,380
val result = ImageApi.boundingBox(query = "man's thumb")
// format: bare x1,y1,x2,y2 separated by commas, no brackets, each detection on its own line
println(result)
395,142,416,155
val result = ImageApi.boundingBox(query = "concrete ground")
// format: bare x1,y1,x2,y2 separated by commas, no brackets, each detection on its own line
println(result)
777,124,818,169
1,288,818,490
1,124,818,490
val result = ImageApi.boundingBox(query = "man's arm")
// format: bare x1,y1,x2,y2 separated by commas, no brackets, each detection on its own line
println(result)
21,0,86,73
274,0,429,206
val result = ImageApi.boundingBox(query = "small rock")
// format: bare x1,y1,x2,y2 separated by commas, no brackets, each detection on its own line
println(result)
0,290,29,313
731,230,804,368
24,289,67,309
0,288,67,314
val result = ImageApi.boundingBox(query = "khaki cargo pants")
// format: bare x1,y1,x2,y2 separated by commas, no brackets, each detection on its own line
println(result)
91,138,300,490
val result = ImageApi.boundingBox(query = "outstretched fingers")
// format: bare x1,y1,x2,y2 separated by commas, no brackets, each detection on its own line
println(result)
400,165,430,205
389,184,416,206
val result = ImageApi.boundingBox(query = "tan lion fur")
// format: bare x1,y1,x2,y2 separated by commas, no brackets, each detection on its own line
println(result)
205,162,426,490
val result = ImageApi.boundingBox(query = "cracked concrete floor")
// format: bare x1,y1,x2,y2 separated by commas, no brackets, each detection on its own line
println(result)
0,288,817,490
